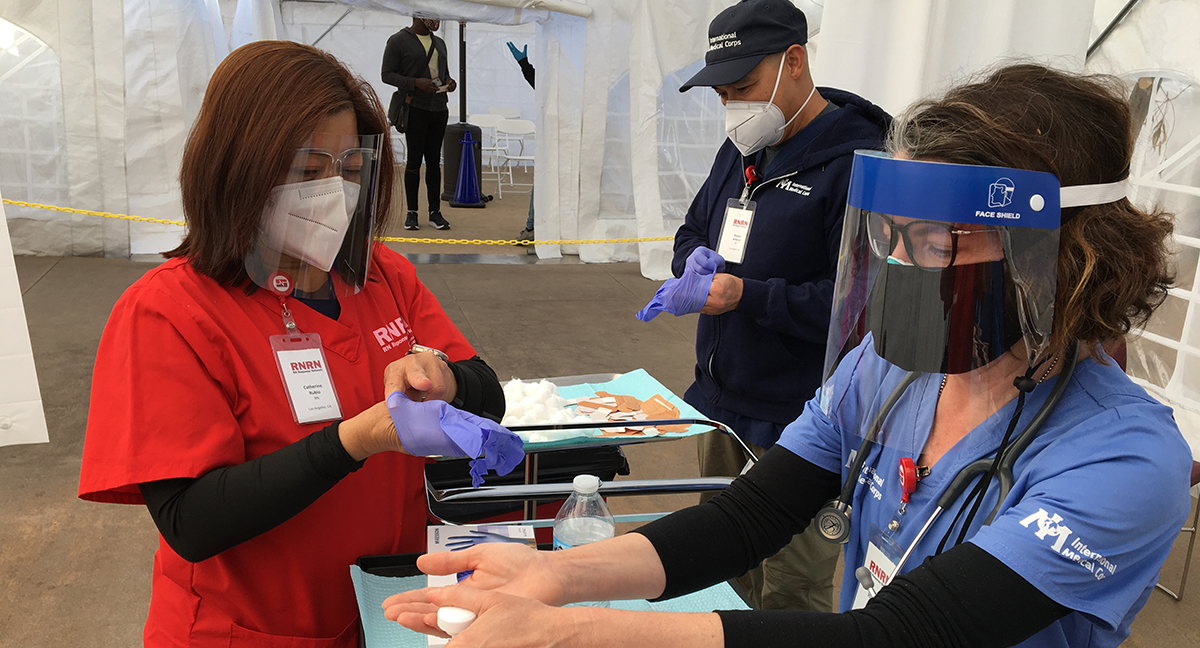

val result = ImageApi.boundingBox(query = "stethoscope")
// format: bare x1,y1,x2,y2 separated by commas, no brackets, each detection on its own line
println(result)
815,339,1081,582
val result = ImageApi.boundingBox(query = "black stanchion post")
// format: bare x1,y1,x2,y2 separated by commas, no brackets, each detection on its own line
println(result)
442,21,483,203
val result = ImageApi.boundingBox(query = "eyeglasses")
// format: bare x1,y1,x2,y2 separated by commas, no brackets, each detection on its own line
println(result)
866,212,1001,269
287,148,375,184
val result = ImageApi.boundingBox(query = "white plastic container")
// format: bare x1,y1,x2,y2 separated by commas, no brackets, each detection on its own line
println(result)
552,474,616,607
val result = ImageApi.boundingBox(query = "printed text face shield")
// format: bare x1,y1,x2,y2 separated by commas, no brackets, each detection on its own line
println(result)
246,132,385,298
818,152,1062,449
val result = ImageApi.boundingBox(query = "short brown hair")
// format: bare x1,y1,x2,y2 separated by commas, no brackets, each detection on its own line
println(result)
888,63,1175,356
169,41,394,285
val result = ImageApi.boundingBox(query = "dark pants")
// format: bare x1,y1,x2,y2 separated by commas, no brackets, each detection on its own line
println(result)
404,107,449,214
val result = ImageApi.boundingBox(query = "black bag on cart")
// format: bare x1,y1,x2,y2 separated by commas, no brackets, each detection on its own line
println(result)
425,446,631,524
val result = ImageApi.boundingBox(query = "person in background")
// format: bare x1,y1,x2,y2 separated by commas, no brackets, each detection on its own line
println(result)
641,0,889,612
382,17,456,231
507,40,537,244
78,41,505,646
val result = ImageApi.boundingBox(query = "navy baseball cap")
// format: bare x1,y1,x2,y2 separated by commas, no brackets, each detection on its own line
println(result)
680,0,809,92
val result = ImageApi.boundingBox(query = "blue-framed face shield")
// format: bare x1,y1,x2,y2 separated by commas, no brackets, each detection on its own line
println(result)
818,151,1127,425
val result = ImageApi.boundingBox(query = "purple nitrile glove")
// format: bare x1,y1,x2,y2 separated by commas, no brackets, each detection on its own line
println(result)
635,246,726,322
387,392,525,487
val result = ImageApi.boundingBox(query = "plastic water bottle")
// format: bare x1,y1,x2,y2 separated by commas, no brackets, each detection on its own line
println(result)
553,474,616,607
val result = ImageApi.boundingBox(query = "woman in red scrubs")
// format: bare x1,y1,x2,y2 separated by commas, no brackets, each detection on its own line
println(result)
78,41,504,647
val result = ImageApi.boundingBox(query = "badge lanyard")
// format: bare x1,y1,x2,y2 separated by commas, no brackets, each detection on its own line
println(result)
851,457,929,610
268,284,343,425
716,165,759,264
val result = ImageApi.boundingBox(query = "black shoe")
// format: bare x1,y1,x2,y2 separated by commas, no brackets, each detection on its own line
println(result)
430,211,451,230
404,211,419,230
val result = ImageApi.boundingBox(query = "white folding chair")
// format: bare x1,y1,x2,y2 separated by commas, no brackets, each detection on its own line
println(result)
495,118,535,194
488,106,521,119
468,113,507,197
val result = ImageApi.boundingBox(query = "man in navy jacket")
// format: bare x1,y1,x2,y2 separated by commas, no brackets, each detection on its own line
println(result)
673,0,890,612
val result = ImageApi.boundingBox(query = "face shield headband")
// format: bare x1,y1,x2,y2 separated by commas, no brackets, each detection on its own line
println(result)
830,151,1127,377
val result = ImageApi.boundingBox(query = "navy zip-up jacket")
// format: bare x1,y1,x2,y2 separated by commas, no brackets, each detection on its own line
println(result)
673,88,890,436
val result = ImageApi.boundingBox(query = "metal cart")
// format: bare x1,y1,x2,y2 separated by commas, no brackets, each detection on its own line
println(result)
424,373,759,528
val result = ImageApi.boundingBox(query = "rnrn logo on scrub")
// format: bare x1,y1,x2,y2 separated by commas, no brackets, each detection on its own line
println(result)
372,316,415,353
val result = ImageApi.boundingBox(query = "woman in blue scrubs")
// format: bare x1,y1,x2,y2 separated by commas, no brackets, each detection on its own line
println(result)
381,63,1191,648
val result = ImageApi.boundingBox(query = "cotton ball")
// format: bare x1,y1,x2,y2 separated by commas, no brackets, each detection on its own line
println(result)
507,403,528,420
572,415,592,423
550,410,572,424
503,378,525,397
529,432,552,443
518,412,538,425
533,381,555,400
501,416,517,427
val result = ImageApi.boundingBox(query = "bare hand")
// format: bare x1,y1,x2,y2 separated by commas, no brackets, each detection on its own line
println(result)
700,273,742,315
445,78,457,92
337,401,402,461
381,543,565,636
385,584,585,647
415,78,439,93
384,352,457,405
428,543,565,603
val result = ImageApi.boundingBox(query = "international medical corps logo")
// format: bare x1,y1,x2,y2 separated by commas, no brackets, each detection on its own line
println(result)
988,177,1015,208
1019,508,1118,581
1019,508,1073,551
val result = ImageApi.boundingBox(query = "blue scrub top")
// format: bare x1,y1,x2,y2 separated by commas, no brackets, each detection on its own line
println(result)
778,337,1192,648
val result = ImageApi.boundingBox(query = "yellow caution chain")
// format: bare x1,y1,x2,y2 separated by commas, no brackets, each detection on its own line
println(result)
2,199,186,227
3,199,672,247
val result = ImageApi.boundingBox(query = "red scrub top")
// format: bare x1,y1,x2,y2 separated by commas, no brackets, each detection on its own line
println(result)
79,246,476,647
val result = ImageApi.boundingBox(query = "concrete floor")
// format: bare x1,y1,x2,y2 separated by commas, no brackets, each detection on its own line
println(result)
2,181,1198,644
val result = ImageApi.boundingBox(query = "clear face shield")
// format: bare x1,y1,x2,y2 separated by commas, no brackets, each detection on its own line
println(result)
246,132,385,298
819,151,1071,450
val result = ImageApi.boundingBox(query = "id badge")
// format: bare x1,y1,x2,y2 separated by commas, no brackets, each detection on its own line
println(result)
716,198,756,265
270,333,342,425
851,524,904,610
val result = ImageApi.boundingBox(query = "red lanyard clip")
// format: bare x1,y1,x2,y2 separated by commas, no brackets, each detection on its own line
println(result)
899,457,918,504
744,164,758,186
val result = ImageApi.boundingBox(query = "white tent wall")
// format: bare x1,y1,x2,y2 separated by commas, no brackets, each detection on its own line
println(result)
1086,0,1200,452
0,190,49,447
815,0,1096,117
123,0,226,258
0,0,127,258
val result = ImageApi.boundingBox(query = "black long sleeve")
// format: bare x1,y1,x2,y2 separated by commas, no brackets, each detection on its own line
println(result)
636,446,1069,648
139,356,503,562
139,423,363,562
447,355,505,422
638,445,840,599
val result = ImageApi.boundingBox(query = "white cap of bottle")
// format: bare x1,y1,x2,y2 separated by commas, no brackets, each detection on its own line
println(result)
572,474,601,494
437,606,476,637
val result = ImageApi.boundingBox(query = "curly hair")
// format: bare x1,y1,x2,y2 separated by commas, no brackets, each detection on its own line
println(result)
887,63,1175,357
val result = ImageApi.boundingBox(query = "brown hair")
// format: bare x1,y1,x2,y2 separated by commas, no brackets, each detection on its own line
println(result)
169,41,394,285
888,63,1175,357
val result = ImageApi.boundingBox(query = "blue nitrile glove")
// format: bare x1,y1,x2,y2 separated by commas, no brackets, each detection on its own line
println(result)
387,392,525,487
635,246,726,322
506,41,528,62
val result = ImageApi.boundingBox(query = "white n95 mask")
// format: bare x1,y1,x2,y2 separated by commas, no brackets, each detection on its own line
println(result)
725,56,817,157
259,176,361,273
